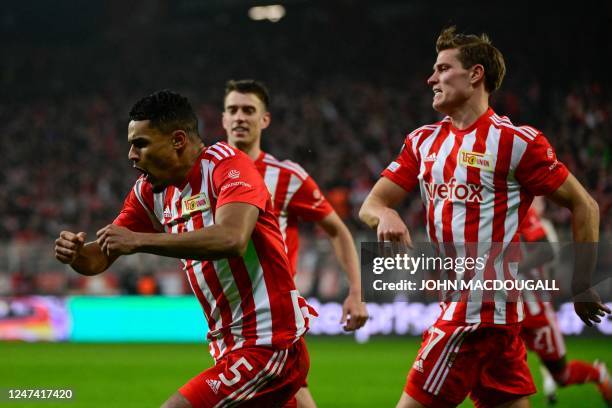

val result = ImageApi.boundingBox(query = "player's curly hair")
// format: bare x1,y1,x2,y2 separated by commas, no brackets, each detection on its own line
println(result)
436,26,506,93
225,79,270,110
129,90,199,137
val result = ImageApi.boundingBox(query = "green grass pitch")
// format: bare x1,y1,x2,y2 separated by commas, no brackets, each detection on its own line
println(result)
1,337,609,407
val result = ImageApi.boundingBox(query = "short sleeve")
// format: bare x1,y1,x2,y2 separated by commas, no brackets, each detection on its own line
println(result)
213,155,269,211
288,176,334,222
514,133,569,196
519,207,547,242
381,138,420,192
113,185,158,233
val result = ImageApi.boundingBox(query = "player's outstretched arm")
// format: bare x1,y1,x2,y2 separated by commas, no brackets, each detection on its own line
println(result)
547,172,611,325
317,211,369,331
359,177,412,247
96,202,259,260
55,231,117,276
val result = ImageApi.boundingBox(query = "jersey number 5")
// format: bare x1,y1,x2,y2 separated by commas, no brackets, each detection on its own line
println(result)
219,357,254,387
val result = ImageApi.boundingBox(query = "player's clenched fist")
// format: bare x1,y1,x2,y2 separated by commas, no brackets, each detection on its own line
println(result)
55,231,87,264
341,292,369,331
96,224,139,256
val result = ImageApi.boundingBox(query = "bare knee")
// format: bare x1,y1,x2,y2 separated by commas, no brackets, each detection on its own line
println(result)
296,387,317,408
295,387,317,408
396,392,426,408
161,392,192,408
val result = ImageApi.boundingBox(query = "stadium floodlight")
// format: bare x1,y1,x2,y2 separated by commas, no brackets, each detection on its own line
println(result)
248,5,286,22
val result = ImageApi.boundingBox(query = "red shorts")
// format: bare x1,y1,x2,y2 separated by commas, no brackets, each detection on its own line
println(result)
180,338,309,407
405,320,536,408
521,302,566,362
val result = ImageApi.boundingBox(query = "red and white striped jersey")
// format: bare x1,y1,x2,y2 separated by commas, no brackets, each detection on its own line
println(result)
382,108,569,325
254,152,334,277
114,142,313,360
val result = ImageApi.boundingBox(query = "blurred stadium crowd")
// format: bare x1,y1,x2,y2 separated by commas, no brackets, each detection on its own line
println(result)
1,0,610,297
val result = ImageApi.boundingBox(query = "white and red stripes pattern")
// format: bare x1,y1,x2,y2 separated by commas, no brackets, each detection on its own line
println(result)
126,142,307,360
206,142,237,162
425,118,525,324
490,113,538,142
258,153,307,242
386,110,557,325
254,152,333,277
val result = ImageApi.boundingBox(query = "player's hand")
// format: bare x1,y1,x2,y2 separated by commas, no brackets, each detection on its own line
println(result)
341,291,369,331
376,208,412,248
573,288,611,326
96,224,139,256
55,231,87,264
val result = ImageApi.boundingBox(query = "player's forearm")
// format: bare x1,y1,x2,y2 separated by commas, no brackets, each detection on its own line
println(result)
570,195,599,243
360,178,411,232
134,226,248,260
569,195,599,294
70,242,112,276
547,175,600,295
359,195,387,229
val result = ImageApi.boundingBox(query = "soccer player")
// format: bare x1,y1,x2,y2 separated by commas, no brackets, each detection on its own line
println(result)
519,201,611,405
222,79,369,408
359,26,610,408
54,90,314,408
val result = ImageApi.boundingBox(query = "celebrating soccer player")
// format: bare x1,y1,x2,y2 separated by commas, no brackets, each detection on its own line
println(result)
359,26,610,408
222,79,369,408
55,91,315,407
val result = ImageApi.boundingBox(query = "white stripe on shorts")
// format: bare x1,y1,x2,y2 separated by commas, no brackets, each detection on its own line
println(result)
424,324,479,395
431,324,479,395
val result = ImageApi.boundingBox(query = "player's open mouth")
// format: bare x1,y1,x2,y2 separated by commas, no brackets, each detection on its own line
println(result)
233,127,248,133
133,165,149,179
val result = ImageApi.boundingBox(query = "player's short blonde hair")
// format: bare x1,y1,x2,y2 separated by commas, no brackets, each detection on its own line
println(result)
436,26,506,93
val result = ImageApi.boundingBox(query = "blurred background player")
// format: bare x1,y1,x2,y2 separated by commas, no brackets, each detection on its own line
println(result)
55,90,314,407
222,79,369,408
359,26,609,408
519,198,611,405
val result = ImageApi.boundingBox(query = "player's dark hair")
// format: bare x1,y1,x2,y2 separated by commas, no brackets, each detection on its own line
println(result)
129,90,199,137
436,26,506,93
224,79,270,110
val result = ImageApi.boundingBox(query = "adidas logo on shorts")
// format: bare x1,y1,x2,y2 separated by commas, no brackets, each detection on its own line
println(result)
413,359,424,373
206,379,221,394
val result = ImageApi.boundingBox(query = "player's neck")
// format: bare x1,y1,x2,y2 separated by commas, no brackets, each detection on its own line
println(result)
174,144,205,186
448,99,489,131
231,141,261,161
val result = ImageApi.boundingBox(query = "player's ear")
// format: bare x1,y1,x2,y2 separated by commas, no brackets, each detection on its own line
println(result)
171,130,187,150
221,110,232,132
261,111,271,130
470,64,485,87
